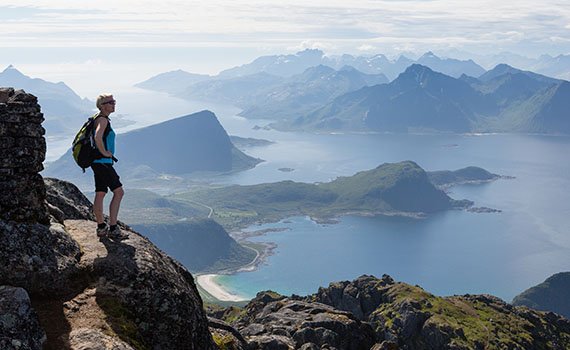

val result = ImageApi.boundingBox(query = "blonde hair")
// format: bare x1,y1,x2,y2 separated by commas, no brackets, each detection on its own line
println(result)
96,93,114,110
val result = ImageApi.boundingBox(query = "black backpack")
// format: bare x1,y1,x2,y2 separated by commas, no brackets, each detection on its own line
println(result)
72,114,114,172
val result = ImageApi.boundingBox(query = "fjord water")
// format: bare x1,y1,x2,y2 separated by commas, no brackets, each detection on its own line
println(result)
213,117,570,302
46,91,570,302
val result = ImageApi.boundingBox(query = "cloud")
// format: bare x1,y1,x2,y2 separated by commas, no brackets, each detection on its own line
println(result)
357,44,376,52
288,40,337,52
1,0,569,57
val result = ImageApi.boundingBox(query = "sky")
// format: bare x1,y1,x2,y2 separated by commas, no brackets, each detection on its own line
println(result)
1,0,569,96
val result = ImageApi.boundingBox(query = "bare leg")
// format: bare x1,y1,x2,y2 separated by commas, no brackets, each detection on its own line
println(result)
94,191,106,224
109,186,124,226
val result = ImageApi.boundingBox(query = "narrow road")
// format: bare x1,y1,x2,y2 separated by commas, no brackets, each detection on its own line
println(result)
184,199,214,218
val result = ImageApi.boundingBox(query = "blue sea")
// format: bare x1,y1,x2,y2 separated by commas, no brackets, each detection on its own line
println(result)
47,91,570,302
213,114,570,302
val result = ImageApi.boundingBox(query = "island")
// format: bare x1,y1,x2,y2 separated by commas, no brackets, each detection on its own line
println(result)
170,161,504,230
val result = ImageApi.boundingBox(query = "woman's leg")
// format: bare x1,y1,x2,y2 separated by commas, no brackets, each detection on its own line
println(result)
109,186,124,226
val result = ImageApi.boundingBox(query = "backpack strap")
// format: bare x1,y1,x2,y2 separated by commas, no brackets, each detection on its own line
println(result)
93,114,112,151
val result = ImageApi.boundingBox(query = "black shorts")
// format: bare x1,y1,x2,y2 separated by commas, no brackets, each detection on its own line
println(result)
91,163,122,193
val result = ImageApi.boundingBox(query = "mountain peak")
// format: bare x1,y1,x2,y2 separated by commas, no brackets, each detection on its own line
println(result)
420,51,438,59
2,64,24,75
404,63,435,75
480,63,560,85
297,48,324,58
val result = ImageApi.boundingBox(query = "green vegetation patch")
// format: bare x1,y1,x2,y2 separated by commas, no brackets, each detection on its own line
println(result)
212,331,239,350
370,283,552,349
170,161,453,230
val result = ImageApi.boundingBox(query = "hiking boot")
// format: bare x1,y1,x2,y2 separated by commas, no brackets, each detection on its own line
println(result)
96,223,108,238
108,225,128,240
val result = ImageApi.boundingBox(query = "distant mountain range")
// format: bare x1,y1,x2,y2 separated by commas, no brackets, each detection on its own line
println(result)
137,49,486,103
138,64,389,120
467,52,570,81
238,65,389,120
43,110,261,190
512,272,570,319
137,50,569,134
134,69,212,95
216,49,485,80
291,63,570,134
0,65,93,135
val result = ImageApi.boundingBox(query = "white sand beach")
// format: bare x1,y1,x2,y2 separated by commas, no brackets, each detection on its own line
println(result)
196,274,248,302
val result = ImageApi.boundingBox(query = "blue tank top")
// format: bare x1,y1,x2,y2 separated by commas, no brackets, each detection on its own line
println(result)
93,121,116,164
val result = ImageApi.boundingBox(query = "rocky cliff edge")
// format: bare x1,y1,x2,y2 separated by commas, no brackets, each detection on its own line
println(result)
0,88,217,349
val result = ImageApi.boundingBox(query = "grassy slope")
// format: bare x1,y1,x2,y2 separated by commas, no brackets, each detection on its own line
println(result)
171,161,456,230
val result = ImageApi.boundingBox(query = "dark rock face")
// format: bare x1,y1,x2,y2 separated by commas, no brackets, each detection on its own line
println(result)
63,220,217,349
232,291,376,350
0,89,81,296
44,177,95,223
308,275,570,350
0,87,49,224
212,275,570,349
0,221,81,296
311,274,395,320
0,286,46,350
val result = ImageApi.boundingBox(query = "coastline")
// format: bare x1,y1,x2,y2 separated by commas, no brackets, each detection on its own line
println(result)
195,228,283,303
196,274,249,302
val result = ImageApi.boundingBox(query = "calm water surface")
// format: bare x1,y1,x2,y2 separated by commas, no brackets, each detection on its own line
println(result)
215,111,570,302
45,92,570,301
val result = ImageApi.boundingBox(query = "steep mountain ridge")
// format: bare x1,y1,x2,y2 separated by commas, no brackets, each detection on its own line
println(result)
322,161,454,213
300,64,494,132
132,219,256,273
513,272,570,319
0,66,92,135
43,110,261,191
296,63,569,134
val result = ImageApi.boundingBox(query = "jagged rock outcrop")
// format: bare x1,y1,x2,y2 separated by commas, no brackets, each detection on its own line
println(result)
44,177,95,223
0,220,81,296
0,286,46,350
0,88,49,224
1,88,217,349
0,88,81,298
49,219,217,350
217,291,376,349
211,275,570,350
308,275,570,350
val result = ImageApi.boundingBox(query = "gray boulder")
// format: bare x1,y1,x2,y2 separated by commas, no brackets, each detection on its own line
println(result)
237,294,376,350
0,221,81,296
0,286,46,350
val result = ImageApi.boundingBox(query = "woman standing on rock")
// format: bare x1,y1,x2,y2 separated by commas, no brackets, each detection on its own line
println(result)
91,93,127,240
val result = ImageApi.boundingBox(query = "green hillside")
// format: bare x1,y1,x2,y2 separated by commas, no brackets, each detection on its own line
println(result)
132,219,256,273
512,272,570,319
171,161,469,229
